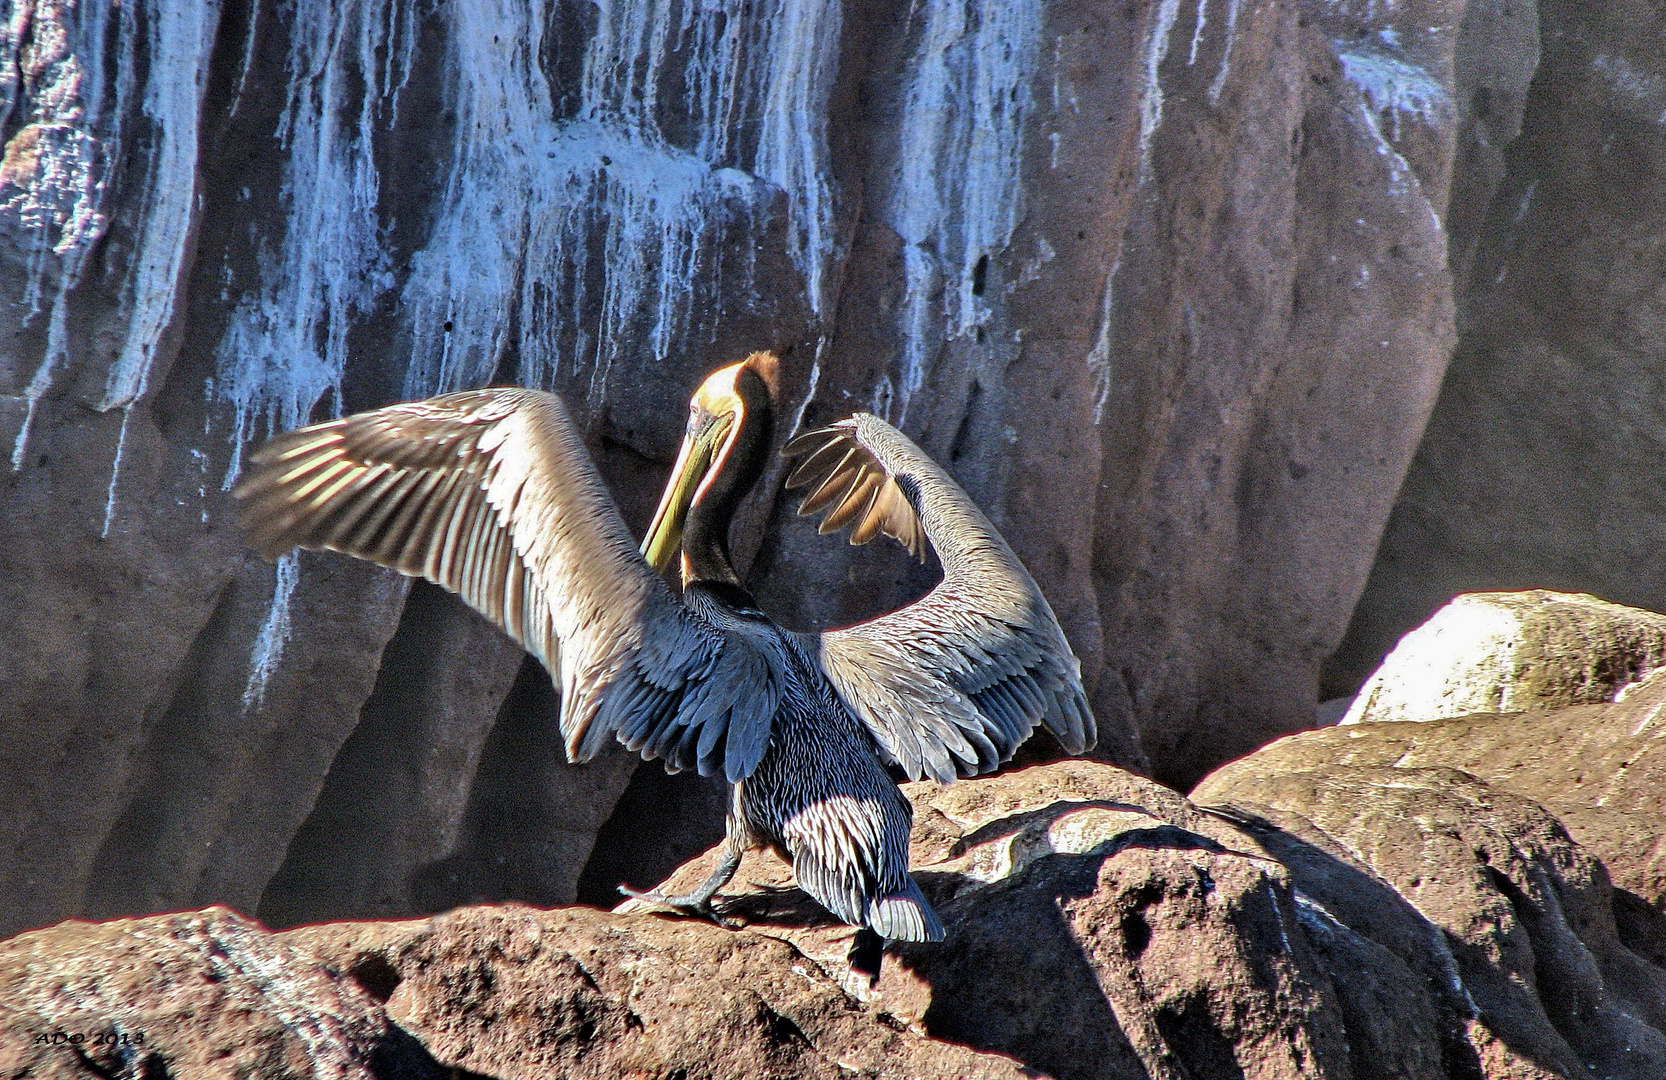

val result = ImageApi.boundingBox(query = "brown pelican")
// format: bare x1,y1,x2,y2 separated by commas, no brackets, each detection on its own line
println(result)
235,352,1094,943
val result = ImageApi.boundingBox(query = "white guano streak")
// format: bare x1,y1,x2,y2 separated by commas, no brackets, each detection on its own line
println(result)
214,0,846,690
1337,39,1447,144
101,3,219,536
753,0,843,316
4,2,215,500
217,0,406,485
787,335,828,442
1137,0,1181,185
217,0,844,451
215,0,412,698
401,0,842,404
886,0,1041,425
242,551,298,712
1188,0,1208,65
1207,0,1241,105
1086,255,1120,425
1336,37,1448,202
100,4,217,411
4,0,123,470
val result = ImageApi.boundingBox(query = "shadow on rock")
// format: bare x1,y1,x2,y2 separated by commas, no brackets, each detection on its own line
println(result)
895,850,1165,1080
1197,759,1666,1080
878,764,1355,1080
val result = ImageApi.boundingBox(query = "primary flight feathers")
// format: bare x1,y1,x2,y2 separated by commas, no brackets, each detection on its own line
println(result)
235,389,772,782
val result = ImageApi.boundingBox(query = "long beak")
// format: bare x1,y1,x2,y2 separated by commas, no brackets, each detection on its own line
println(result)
641,413,732,573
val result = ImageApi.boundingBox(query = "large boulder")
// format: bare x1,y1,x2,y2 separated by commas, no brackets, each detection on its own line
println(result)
628,760,1666,1079
1342,591,1666,725
1204,693,1666,968
1089,0,1464,787
288,907,1032,1080
1197,759,1666,1080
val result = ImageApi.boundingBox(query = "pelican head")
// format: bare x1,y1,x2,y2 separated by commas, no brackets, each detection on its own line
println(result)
642,352,779,584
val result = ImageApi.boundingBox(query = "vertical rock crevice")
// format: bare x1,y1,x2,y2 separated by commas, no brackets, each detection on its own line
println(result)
256,581,524,929
405,655,640,916
1331,0,1666,694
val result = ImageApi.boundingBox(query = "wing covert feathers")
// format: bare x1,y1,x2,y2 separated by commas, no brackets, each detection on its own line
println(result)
784,427,925,558
234,388,773,782
788,415,1097,783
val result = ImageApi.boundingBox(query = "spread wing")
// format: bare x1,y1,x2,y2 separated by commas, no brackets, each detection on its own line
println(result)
234,388,776,782
783,414,1095,783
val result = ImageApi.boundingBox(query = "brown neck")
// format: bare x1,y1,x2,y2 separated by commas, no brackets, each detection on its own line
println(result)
682,367,774,587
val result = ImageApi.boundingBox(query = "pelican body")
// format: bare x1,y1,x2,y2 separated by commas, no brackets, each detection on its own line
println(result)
236,352,1095,944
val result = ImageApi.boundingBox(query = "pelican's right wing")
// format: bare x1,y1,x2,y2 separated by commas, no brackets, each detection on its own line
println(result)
235,389,776,782
784,415,1095,783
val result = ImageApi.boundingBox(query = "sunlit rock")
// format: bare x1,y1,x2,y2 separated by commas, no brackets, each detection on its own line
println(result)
1342,590,1666,725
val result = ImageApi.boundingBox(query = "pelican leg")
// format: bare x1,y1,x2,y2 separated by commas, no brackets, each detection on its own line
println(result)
619,836,744,929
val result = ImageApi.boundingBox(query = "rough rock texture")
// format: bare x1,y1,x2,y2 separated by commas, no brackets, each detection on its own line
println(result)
624,760,1666,1079
1089,0,1460,786
0,0,1461,935
255,585,531,927
5,761,1665,1079
1342,591,1666,726
1196,761,1666,1080
886,772,1356,1080
0,907,437,1080
1207,694,1666,968
1330,0,1666,695
291,906,1033,1080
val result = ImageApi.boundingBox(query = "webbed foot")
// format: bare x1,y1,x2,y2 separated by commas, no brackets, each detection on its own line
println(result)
618,884,741,929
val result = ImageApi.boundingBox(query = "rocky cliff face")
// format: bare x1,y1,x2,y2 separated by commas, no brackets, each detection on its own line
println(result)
1327,0,1666,693
0,0,1648,935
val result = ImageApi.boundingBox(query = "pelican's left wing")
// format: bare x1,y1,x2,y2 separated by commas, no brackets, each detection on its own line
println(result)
234,389,777,782
784,414,1095,783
